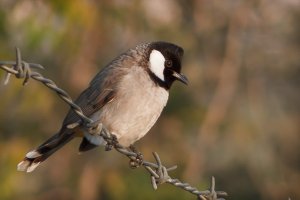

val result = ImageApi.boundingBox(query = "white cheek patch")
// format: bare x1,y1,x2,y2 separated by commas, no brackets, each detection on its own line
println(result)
149,50,165,81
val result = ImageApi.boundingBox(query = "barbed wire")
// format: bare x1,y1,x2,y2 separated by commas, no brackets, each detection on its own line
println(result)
0,48,227,200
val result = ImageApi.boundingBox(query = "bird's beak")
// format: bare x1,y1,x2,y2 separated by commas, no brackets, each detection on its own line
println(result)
172,71,189,85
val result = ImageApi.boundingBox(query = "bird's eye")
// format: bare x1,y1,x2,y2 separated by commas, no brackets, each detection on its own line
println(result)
165,60,172,67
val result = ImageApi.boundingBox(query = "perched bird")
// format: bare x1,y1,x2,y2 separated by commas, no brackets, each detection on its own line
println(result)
17,41,188,172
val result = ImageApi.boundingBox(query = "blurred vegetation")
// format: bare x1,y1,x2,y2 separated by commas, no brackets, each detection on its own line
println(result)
0,0,299,199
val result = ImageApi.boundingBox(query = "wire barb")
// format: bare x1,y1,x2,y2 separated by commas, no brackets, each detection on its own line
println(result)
0,48,227,200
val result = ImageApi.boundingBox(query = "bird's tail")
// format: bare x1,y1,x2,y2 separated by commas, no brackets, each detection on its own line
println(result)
17,129,75,173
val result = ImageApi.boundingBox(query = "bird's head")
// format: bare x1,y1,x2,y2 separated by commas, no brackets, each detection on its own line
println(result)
146,41,188,89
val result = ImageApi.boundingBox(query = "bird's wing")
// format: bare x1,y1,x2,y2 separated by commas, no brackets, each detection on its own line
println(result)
61,53,134,128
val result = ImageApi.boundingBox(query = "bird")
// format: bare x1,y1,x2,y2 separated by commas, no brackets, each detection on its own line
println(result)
17,41,188,172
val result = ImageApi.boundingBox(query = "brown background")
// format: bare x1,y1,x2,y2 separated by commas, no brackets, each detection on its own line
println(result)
0,1,299,199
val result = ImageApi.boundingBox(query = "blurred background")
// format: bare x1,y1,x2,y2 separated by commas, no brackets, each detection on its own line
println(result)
0,0,299,199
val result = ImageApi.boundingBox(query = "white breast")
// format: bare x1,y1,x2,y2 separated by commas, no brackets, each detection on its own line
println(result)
99,66,169,147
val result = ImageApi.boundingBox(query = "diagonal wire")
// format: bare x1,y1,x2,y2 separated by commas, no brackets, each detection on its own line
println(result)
0,48,227,200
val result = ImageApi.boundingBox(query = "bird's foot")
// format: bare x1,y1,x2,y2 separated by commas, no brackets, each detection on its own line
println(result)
129,145,144,169
105,134,118,151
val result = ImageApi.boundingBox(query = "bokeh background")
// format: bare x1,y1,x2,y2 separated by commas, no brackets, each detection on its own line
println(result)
0,0,299,200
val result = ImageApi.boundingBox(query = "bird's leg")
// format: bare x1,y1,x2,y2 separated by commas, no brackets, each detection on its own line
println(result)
128,145,144,169
104,133,119,151
96,125,118,151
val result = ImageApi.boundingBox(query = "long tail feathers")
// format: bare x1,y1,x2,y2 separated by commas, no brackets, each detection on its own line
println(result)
17,130,75,173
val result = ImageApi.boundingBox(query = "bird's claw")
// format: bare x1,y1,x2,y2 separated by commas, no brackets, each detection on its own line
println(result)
129,145,144,169
105,134,118,151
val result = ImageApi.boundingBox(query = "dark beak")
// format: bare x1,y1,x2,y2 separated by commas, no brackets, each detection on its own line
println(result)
172,71,189,85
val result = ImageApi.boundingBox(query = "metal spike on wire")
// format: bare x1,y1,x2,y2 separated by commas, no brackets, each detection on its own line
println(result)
0,48,227,200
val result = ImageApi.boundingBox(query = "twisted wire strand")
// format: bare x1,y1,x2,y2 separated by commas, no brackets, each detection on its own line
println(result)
0,48,227,200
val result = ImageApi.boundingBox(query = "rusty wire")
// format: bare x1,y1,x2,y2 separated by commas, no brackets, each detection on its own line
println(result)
0,48,227,200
